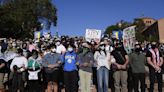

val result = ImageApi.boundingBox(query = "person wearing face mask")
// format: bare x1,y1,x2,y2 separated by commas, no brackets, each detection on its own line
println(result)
42,45,61,92
78,42,94,92
55,39,66,54
61,44,80,92
10,48,28,92
103,38,113,53
94,42,115,92
1,40,8,53
129,44,146,92
10,42,17,52
27,50,41,92
28,41,36,52
146,42,163,92
103,38,115,92
111,42,129,92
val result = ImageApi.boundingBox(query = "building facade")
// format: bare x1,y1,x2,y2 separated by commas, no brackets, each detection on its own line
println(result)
142,18,164,43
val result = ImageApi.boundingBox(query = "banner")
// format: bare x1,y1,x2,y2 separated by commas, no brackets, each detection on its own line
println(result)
34,31,41,39
123,26,136,53
112,30,123,40
85,29,101,43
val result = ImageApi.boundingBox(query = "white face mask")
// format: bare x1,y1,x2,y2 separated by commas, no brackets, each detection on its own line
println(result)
100,46,105,50
105,46,109,51
12,43,16,47
51,48,56,52
91,42,94,45
56,42,60,46
68,47,73,52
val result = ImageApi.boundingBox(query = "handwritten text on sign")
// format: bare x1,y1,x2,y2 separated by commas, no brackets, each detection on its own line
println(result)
85,29,101,42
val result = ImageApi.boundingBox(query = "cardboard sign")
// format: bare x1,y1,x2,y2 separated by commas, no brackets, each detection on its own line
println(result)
85,29,101,42
123,26,136,53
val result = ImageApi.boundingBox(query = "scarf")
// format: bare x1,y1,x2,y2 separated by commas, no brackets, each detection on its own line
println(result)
149,48,160,66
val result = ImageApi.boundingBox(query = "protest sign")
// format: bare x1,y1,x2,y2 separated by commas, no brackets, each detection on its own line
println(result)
123,26,136,53
85,29,101,43
34,31,41,39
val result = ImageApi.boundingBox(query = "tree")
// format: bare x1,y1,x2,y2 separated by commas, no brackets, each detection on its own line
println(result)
133,18,147,42
104,20,132,37
104,25,119,35
133,18,146,33
0,0,57,39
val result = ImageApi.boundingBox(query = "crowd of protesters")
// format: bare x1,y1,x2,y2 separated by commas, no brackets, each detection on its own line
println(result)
0,36,164,92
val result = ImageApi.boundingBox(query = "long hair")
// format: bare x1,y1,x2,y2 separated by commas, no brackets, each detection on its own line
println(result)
98,44,107,56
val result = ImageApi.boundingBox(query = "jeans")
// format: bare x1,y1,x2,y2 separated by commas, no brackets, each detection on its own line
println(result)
97,66,109,92
132,73,146,92
79,69,92,92
64,71,78,92
149,68,163,92
113,70,128,92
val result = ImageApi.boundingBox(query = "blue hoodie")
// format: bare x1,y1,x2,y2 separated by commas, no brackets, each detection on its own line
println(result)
61,51,79,71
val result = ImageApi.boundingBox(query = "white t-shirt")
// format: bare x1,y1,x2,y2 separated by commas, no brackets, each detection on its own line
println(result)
10,56,28,70
56,44,66,54
105,45,113,53
94,51,115,70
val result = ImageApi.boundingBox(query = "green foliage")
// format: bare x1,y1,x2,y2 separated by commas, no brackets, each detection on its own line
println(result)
104,25,119,35
135,31,145,42
133,18,146,32
105,19,149,42
104,20,132,36
147,35,158,42
0,0,57,39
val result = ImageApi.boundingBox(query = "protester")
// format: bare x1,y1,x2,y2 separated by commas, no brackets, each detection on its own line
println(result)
103,37,113,53
0,36,163,92
1,40,8,53
111,42,129,92
10,48,27,92
27,50,41,92
129,44,146,92
55,38,66,54
61,44,79,92
78,42,94,92
146,42,163,92
90,40,99,92
94,42,115,92
28,41,36,52
42,45,61,92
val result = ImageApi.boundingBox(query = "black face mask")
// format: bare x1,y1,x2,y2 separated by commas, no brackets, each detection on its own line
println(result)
33,55,38,59
135,48,140,52
115,47,121,51
151,45,156,49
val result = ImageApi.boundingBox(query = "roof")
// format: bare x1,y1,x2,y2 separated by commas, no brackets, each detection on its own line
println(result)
135,17,156,21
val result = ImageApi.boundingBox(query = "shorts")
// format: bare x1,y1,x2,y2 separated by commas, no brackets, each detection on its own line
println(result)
45,70,59,82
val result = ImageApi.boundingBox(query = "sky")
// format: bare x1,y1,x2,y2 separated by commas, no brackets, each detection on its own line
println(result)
51,0,164,36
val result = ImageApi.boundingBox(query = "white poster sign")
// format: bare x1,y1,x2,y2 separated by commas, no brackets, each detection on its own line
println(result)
123,26,136,53
85,29,101,42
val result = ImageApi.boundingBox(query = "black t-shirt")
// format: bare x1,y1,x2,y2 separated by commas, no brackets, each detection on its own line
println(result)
146,49,162,63
146,50,162,57
0,59,6,73
111,48,127,65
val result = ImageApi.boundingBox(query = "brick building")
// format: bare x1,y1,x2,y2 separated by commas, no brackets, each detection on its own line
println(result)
142,18,164,43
